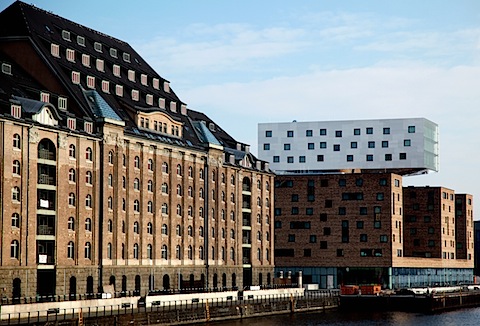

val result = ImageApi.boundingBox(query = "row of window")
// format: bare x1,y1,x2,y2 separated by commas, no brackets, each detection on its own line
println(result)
265,126,416,138
273,153,408,163
275,178,396,189
286,233,389,243
265,139,412,151
275,248,383,258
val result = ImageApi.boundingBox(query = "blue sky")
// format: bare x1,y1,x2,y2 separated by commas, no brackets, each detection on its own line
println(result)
2,1,480,206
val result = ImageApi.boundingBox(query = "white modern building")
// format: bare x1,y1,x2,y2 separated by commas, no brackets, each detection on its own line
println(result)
258,118,438,176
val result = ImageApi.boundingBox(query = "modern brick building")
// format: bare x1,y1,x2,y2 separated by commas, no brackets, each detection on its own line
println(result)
0,2,274,300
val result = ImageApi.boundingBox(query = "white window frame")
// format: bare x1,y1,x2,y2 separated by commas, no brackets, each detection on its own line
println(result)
1,63,12,75
77,35,85,47
164,81,170,93
86,76,95,89
96,59,104,72
146,94,153,106
58,97,67,110
94,42,102,53
72,71,80,84
67,117,76,130
110,48,117,58
81,54,90,67
84,122,93,134
40,92,50,103
128,69,135,82
11,104,21,118
62,30,71,41
141,74,148,86
66,48,75,62
158,98,165,109
51,44,60,57
115,84,123,97
113,64,121,77
101,80,110,93
131,89,139,101
153,78,159,89
123,52,130,62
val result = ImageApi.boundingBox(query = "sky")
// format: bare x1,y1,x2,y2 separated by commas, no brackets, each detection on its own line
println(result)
2,1,480,210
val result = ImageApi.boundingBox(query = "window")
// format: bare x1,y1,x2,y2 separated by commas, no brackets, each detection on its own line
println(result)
287,130,294,137
133,243,139,259
399,153,407,160
319,142,327,149
299,156,306,163
306,129,313,137
113,64,121,77
67,241,74,259
408,126,415,133
404,139,411,146
115,84,123,96
320,241,328,249
335,130,342,137
68,193,75,206
176,164,182,176
13,134,21,149
12,160,21,175
319,128,327,136
347,155,354,162
11,213,20,228
263,143,270,150
133,221,139,234
72,71,80,84
82,54,90,67
287,156,294,163
354,128,360,135
110,48,117,58
382,141,389,148
94,42,102,52
351,142,357,149
101,80,110,93
356,221,364,229
11,104,21,118
273,156,280,163
85,147,93,161
317,155,324,162
161,245,168,259
308,143,315,150
288,234,295,242
85,218,92,231
86,171,93,185
96,59,104,72
66,49,75,62
333,144,340,151
62,30,71,41
131,89,139,101
128,70,135,82
51,43,60,57
77,35,85,46
12,186,20,202
265,130,272,137
385,154,392,161
366,154,373,161
360,234,368,242
383,127,390,134
133,200,140,212
366,127,373,134
68,168,76,182
86,195,93,210
284,144,291,150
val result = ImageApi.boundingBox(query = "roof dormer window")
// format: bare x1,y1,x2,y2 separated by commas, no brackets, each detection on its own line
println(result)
77,35,85,47
128,69,135,82
164,81,170,93
67,117,76,130
141,74,148,86
82,54,90,67
170,101,176,112
84,122,93,134
101,80,110,93
96,59,104,72
11,104,21,119
153,78,159,90
62,30,71,41
72,71,80,84
66,49,75,62
40,92,50,103
123,52,130,62
158,98,165,109
86,76,95,89
110,48,117,58
1,63,12,75
58,97,67,110
113,64,121,77
131,89,139,101
115,85,123,97
94,42,102,53
146,94,153,106
51,44,60,57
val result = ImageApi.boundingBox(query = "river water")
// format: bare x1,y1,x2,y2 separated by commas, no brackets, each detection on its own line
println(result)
207,307,480,326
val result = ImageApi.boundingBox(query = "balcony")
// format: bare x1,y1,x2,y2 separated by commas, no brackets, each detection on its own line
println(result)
38,174,55,186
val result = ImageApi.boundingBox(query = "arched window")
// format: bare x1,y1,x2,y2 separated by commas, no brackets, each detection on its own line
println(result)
161,183,168,194
107,196,113,209
122,154,126,167
12,186,20,202
176,204,182,216
133,221,139,234
107,243,112,259
221,173,225,183
187,226,193,236
266,231,270,241
85,147,93,161
161,203,168,214
266,198,270,208
147,222,153,234
257,214,261,223
133,200,140,212
147,201,153,213
221,209,225,220
12,160,21,175
221,191,225,202
211,246,215,260
122,221,126,233
162,162,168,173
85,194,92,208
257,248,262,260
230,247,235,261
199,207,204,218
133,178,140,190
257,180,261,189
176,184,182,196
68,168,76,182
147,244,153,259
199,226,204,237
230,193,235,203
69,144,76,158
188,206,193,217
67,241,74,258
188,166,193,177
266,249,270,262
221,247,225,260
257,231,262,241
199,246,204,260
266,181,270,191
199,168,204,180
108,151,114,164
108,174,113,187
176,245,182,259
231,175,235,185
13,134,21,149
68,217,75,231
122,198,126,211
176,225,181,236
10,240,19,259
147,180,153,192
107,219,113,232
176,164,182,176
133,243,139,259
161,224,168,235
147,159,154,171
199,187,204,199
85,218,92,231
230,211,235,221
221,228,225,239
84,242,91,259
122,176,126,189
188,246,193,260
11,213,20,228
257,197,261,206
188,186,193,197
161,245,167,259
212,170,216,181
85,171,92,184
230,229,235,239
134,156,140,168
121,243,125,259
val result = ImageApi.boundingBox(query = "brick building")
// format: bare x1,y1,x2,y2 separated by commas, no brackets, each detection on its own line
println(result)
0,2,274,299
